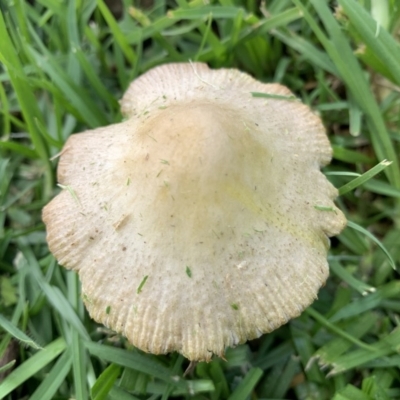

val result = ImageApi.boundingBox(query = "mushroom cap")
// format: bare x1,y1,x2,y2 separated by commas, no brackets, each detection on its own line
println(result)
43,63,346,361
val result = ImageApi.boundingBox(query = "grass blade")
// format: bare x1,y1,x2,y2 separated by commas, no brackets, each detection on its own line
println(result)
291,0,400,188
91,363,121,400
347,221,396,269
85,342,186,388
328,327,400,376
0,314,42,350
305,308,375,352
338,0,400,85
330,281,400,323
227,367,263,400
0,10,52,195
29,349,73,400
96,0,136,66
0,338,66,398
330,260,375,295
312,313,379,370
338,159,392,195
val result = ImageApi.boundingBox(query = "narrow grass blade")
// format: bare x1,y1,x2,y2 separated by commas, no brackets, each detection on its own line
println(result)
0,360,16,375
362,375,392,400
332,146,374,164
251,92,298,101
347,220,396,269
129,7,183,62
169,6,243,19
330,260,375,295
312,313,378,370
328,327,400,376
271,30,337,75
147,380,215,396
292,0,400,188
270,356,299,398
209,362,230,399
254,341,293,369
74,46,119,110
333,384,371,400
339,159,392,195
338,0,400,85
238,7,302,44
66,0,80,48
363,179,400,198
41,281,91,339
362,355,400,369
29,349,72,400
19,242,91,339
325,172,361,177
2,180,38,211
227,368,263,400
27,47,107,128
0,80,11,135
348,94,362,136
91,363,121,400
291,322,324,383
160,355,185,400
305,308,375,352
0,141,38,159
68,272,89,400
338,225,369,255
96,0,136,66
193,13,213,61
330,281,400,322
0,11,52,194
85,342,187,388
72,331,89,400
0,314,42,350
0,337,66,398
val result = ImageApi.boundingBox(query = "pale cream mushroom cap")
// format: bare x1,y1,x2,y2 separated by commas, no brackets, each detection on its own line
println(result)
43,62,346,361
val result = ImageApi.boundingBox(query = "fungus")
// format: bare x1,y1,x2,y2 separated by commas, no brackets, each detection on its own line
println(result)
43,63,346,361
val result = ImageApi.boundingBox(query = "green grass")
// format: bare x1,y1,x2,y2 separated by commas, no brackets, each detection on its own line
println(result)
1,0,400,398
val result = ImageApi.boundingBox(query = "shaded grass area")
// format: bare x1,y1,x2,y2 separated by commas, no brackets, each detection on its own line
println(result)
1,0,400,398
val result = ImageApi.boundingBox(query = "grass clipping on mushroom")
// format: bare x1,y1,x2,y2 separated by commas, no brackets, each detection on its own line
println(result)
43,63,346,361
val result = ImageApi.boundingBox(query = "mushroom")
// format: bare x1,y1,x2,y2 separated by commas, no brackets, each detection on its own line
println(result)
43,62,346,361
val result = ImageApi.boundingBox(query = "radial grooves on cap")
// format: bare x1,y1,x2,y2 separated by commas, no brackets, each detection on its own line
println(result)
121,63,256,118
43,193,85,271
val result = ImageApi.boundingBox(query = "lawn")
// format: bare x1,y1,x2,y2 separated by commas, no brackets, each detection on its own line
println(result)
1,0,400,399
